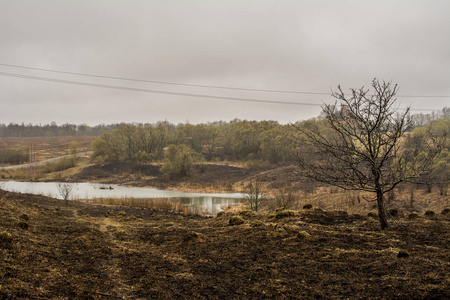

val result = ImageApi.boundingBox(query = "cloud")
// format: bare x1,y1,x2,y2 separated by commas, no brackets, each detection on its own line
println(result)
0,0,448,125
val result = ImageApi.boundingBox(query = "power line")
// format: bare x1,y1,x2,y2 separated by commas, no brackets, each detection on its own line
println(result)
0,71,324,107
0,71,440,112
1,62,449,98
0,62,329,95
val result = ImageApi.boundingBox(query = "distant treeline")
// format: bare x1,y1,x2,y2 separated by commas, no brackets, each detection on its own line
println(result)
88,109,449,192
91,119,297,163
90,113,450,164
1,108,448,192
0,108,448,138
0,122,128,137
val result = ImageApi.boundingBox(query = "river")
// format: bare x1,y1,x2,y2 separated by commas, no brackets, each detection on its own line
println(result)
0,181,244,215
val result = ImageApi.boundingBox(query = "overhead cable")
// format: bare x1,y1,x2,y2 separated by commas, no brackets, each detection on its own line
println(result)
0,62,448,98
0,71,323,107
0,71,439,112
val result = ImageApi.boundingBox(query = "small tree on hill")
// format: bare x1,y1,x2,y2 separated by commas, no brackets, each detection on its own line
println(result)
244,177,267,212
57,183,73,206
294,79,441,229
160,144,203,178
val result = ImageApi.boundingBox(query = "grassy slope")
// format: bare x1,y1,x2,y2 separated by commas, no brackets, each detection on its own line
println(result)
0,190,449,299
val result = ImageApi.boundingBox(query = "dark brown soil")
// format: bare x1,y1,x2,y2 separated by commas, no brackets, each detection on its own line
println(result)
1,189,449,299
73,162,162,181
71,162,264,192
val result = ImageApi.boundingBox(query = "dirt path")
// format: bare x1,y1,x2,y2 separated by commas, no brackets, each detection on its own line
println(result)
94,217,133,298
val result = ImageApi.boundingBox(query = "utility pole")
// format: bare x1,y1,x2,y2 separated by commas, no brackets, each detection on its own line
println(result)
29,142,35,180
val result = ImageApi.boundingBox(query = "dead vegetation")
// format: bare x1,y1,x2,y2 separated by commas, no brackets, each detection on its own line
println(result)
0,189,449,299
0,136,96,163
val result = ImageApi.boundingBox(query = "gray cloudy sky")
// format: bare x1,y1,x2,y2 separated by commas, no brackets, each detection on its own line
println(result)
0,0,449,125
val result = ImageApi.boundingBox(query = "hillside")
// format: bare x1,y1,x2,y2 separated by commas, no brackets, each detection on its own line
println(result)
0,189,449,299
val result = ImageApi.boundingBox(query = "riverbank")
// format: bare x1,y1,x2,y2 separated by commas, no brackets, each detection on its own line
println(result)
2,159,449,216
1,189,449,299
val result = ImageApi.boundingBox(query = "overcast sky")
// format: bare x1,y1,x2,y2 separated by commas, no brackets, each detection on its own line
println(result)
0,0,449,125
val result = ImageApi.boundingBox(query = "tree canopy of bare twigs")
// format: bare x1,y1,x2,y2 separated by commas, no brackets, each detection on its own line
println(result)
293,79,442,229
57,183,73,206
243,177,267,212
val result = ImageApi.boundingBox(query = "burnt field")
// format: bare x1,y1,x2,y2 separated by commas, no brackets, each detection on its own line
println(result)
0,189,449,299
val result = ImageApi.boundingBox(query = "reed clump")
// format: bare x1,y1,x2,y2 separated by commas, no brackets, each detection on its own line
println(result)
83,197,208,216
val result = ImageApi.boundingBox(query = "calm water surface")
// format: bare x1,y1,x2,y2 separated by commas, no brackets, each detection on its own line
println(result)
0,181,244,215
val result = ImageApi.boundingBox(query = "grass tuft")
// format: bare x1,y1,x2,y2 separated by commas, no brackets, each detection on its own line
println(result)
229,215,245,226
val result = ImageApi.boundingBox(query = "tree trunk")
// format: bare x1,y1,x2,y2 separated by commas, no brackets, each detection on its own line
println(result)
372,168,388,229
376,188,388,229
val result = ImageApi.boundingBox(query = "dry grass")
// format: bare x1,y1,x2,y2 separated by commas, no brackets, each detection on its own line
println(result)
83,197,210,216
294,186,449,216
0,136,97,163
0,156,91,181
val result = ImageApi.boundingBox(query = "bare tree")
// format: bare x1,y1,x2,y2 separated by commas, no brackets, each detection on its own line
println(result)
272,184,297,210
294,79,441,229
243,177,267,212
57,183,73,206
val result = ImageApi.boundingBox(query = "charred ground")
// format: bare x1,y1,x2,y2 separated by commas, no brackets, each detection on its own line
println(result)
1,189,449,299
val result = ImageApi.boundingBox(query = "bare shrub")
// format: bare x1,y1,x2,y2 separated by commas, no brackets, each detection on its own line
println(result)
229,216,245,226
0,231,12,243
243,177,267,212
57,183,73,206
270,184,297,211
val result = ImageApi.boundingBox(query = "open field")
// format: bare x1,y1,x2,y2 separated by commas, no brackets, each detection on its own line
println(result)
0,189,449,299
0,136,97,163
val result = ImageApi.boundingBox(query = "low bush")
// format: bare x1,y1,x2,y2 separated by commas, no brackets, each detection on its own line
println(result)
275,210,295,219
229,216,245,226
43,156,76,173
397,250,410,258
367,212,378,219
160,144,203,178
250,220,264,227
0,147,28,165
388,209,398,217
19,213,30,221
0,231,12,243
117,211,127,218
424,210,435,217
17,222,29,230
408,212,420,219
244,160,271,169
114,229,127,240
239,210,255,218
183,231,206,243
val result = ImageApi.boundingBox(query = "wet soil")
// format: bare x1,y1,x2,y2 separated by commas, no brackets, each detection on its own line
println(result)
1,189,449,299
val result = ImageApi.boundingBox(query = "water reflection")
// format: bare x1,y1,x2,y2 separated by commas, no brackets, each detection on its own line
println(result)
175,197,243,215
0,181,244,215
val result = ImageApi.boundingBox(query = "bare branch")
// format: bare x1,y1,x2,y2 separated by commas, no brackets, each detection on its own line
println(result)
293,79,440,229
